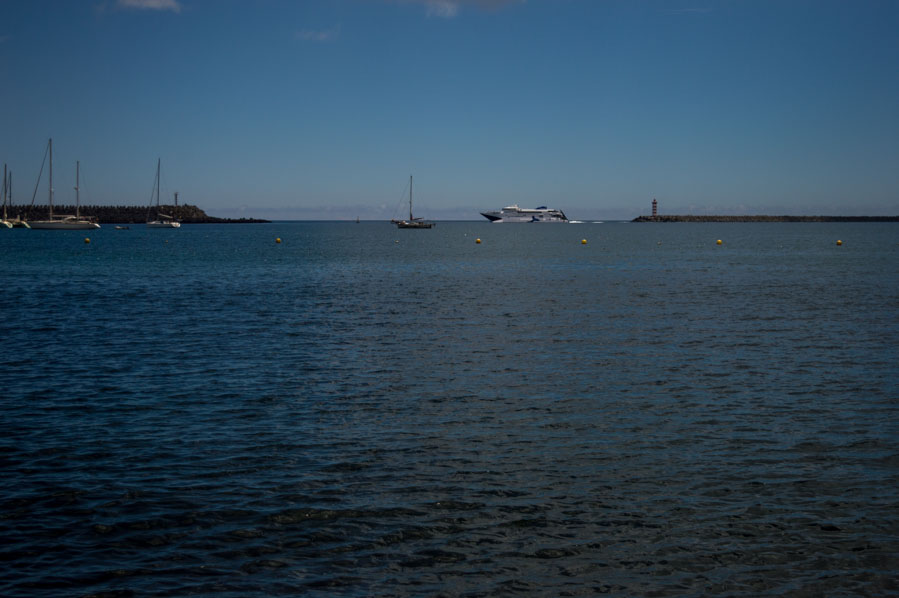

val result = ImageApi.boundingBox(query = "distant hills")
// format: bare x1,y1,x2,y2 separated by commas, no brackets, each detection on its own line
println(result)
632,215,899,222
16,204,269,224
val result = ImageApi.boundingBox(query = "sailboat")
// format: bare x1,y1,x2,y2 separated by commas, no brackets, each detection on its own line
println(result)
28,139,100,230
392,175,433,229
1,167,28,228
1,165,11,228
146,158,181,228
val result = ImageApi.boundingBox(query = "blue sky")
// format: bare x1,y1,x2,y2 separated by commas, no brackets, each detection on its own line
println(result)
2,0,897,220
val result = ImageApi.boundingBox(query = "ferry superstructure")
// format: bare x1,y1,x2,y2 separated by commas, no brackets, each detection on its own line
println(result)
480,204,569,223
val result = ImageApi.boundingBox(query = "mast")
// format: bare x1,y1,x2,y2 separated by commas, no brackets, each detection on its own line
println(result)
48,138,53,219
75,160,80,218
156,158,161,208
409,175,413,220
3,164,7,220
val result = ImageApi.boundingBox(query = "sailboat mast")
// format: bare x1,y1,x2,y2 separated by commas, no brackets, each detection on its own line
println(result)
3,164,7,221
156,158,161,208
75,160,80,218
48,138,53,218
409,175,413,220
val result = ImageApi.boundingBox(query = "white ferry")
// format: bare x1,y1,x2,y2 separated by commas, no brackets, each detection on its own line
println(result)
480,204,569,223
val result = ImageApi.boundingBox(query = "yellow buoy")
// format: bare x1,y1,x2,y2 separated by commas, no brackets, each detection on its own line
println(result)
84,238,90,244
276,237,281,243
581,239,587,244
716,239,722,245
836,239,842,246
476,238,481,244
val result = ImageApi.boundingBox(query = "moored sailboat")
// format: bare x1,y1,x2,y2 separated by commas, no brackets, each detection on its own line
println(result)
146,158,181,228
392,175,433,229
1,165,11,228
1,168,28,228
27,139,100,230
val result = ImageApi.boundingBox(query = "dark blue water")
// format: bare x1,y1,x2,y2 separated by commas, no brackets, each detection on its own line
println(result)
2,222,897,597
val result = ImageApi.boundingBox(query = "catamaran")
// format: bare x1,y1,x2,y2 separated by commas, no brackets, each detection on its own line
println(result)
480,204,569,223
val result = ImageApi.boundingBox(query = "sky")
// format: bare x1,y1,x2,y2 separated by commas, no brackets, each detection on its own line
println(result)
1,0,897,220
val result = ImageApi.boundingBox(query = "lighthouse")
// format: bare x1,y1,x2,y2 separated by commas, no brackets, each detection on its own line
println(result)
652,198,658,219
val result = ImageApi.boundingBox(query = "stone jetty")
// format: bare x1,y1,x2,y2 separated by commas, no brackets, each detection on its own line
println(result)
632,215,899,223
20,204,268,224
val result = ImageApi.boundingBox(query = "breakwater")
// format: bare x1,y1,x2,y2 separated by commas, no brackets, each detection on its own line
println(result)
633,215,899,222
17,204,268,224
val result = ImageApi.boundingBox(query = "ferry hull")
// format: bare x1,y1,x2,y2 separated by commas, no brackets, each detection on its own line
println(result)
480,205,568,223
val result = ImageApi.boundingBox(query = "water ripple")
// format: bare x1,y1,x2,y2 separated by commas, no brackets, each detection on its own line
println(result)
1,222,897,596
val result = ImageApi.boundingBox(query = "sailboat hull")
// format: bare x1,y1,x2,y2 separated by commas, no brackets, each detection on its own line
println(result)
28,219,100,230
396,220,433,228
147,221,181,228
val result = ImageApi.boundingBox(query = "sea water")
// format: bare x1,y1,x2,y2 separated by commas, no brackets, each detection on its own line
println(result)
1,222,897,596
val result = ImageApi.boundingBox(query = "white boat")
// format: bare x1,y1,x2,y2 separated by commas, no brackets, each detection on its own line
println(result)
28,140,100,230
480,204,568,223
392,175,433,229
146,213,180,228
146,158,181,228
28,215,100,230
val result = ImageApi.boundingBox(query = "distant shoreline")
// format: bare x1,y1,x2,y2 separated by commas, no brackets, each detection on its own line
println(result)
632,215,899,223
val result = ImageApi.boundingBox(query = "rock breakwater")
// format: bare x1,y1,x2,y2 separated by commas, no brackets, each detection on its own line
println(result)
632,215,899,222
19,204,268,224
